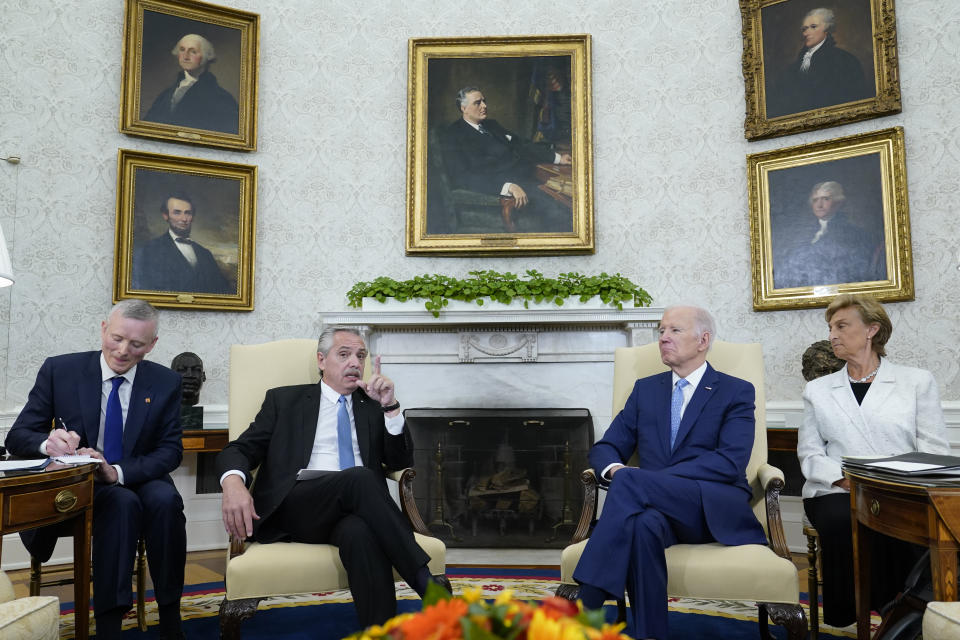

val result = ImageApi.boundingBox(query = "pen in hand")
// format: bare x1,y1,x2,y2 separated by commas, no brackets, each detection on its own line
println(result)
56,418,79,456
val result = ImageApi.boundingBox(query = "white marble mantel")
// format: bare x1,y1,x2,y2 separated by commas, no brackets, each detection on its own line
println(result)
320,306,666,448
321,305,666,364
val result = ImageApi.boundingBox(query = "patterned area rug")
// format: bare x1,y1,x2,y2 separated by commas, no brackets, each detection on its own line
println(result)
56,567,876,639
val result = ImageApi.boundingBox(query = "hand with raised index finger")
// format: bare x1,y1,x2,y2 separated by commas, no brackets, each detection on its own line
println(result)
357,355,396,407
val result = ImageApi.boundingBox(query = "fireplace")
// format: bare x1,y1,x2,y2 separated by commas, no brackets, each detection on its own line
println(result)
320,305,663,547
405,408,593,549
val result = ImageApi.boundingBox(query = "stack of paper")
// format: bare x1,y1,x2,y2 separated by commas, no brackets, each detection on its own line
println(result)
843,452,960,484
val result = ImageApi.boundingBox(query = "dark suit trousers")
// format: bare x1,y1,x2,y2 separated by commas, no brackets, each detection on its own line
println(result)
20,479,186,617
263,466,430,627
573,469,713,640
93,479,186,616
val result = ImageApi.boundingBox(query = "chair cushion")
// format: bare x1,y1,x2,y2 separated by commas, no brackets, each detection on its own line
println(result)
0,571,14,604
924,601,960,639
561,540,798,604
225,532,446,601
0,596,60,640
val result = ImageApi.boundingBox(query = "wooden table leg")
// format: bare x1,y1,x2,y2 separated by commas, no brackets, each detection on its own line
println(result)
851,491,872,640
930,543,959,601
73,507,93,640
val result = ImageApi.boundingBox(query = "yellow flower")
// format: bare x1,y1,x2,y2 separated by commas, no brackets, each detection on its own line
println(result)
493,589,515,606
461,587,483,604
527,608,588,640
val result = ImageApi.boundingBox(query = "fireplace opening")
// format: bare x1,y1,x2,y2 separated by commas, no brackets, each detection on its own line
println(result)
404,408,594,548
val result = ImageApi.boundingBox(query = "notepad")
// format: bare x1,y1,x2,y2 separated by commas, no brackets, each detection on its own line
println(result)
53,455,102,464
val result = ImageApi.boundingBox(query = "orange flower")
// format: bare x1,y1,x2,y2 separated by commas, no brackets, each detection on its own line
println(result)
398,598,468,640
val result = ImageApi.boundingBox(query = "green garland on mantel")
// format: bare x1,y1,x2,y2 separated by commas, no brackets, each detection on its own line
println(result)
347,270,653,317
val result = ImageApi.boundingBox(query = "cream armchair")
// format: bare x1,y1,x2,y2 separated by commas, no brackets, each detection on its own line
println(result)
0,569,59,640
556,341,806,640
219,339,447,640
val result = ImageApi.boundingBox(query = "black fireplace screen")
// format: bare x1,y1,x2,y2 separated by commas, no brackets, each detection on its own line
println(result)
404,408,593,548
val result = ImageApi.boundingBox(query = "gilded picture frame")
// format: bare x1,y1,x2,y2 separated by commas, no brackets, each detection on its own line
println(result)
740,0,901,141
113,149,257,311
748,127,912,311
120,0,259,151
406,35,594,256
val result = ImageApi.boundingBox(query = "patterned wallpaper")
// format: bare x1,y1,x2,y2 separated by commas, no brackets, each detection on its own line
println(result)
0,0,957,410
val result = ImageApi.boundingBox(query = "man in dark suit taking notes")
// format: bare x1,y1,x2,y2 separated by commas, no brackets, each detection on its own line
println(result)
5,299,186,640
573,305,766,640
217,326,436,628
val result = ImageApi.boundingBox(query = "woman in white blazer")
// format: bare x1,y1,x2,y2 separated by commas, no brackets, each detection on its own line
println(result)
798,294,949,627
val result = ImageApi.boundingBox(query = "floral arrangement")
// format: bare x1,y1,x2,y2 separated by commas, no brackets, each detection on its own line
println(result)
345,584,632,640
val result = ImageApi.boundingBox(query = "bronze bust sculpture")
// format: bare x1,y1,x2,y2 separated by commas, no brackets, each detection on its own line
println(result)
171,351,206,427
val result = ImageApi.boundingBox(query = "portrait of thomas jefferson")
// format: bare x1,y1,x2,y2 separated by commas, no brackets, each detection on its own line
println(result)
764,5,874,119
771,178,886,290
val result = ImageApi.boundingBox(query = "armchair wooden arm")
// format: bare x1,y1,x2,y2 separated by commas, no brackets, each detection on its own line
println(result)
228,536,246,560
386,467,431,536
570,469,599,543
566,462,794,562
757,462,791,561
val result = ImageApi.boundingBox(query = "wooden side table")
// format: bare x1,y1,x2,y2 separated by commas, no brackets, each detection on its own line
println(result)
0,462,96,640
846,469,960,640
182,428,228,453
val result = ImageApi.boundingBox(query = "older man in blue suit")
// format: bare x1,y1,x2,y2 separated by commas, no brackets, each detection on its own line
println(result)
5,299,186,640
573,305,767,640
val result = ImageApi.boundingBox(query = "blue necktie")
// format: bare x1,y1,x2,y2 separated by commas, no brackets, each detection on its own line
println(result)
104,376,124,463
337,395,355,470
670,378,689,449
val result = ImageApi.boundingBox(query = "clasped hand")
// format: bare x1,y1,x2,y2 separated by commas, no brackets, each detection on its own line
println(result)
76,447,119,484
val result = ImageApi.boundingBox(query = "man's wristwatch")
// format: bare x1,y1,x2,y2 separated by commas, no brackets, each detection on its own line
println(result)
381,401,401,412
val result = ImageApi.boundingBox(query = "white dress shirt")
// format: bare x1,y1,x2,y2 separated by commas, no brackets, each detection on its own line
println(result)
97,355,136,484
169,229,198,267
308,380,406,470
671,361,708,420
